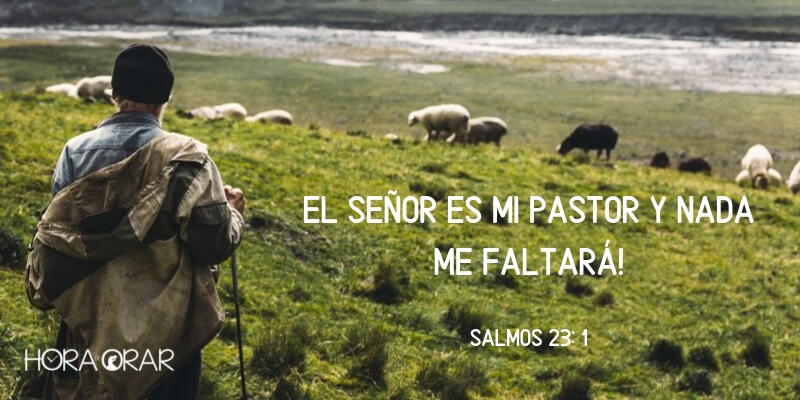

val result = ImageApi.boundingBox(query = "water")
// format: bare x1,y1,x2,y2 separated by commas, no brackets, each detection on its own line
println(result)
2,25,799,94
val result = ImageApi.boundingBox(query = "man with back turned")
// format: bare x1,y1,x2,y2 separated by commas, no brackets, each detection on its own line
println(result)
25,43,245,400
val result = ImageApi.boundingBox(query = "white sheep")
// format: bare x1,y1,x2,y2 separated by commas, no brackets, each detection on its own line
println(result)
182,106,221,120
787,161,800,194
45,83,79,99
465,117,508,146
75,76,112,103
178,103,248,120
408,104,470,143
245,109,293,125
213,103,248,120
735,144,782,189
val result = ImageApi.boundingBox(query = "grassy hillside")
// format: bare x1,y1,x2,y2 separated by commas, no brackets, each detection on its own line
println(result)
2,43,800,180
2,89,800,399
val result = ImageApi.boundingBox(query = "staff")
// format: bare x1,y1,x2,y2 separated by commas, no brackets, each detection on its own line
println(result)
231,250,248,399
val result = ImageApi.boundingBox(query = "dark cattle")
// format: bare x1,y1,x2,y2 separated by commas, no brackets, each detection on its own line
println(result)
677,158,712,174
558,124,619,162
650,152,671,168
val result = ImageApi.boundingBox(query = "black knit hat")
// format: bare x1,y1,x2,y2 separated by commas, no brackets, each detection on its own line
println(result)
112,43,174,104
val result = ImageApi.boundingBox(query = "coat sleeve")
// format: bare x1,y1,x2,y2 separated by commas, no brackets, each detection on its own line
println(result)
186,204,244,266
175,157,244,266
25,237,55,311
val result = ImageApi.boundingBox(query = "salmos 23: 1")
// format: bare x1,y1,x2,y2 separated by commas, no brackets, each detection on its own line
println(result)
549,329,589,346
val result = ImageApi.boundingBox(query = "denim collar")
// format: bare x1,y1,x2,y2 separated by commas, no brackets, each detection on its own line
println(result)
97,111,161,129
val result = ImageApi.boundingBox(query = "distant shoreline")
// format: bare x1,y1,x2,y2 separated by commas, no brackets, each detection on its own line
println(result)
2,13,800,42
262,14,800,43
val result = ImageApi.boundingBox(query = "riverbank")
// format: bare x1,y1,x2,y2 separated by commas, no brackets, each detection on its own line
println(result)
226,14,800,43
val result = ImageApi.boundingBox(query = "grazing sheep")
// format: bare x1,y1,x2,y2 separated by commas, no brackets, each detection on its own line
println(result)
245,109,293,125
557,124,619,162
650,152,671,168
465,117,507,146
75,76,112,103
408,104,470,143
678,158,712,174
384,133,402,144
213,103,248,120
177,106,221,120
45,83,78,99
735,144,782,189
787,161,800,194
177,103,248,120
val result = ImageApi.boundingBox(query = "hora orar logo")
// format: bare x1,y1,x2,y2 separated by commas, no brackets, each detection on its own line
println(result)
24,348,174,372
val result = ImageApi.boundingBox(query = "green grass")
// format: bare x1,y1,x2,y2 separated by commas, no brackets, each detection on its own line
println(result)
3,43,800,179
2,43,800,398
1,93,800,399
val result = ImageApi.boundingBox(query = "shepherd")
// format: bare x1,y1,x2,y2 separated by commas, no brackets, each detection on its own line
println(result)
25,43,246,399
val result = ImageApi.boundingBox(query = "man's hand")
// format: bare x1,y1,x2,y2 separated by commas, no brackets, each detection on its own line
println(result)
224,185,246,216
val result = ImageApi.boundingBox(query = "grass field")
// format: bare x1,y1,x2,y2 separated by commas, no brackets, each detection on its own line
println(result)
2,42,800,399
2,43,800,178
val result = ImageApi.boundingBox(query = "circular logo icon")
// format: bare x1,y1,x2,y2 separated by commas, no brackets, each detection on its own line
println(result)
102,350,123,371
41,349,63,371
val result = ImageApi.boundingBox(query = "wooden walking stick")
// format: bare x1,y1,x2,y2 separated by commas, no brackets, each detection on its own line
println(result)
230,250,247,399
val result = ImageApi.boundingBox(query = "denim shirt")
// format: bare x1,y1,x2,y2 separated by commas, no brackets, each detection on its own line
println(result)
52,112,162,196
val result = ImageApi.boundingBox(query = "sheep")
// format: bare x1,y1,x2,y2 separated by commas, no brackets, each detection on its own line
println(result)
75,75,112,103
650,152,670,168
465,117,507,146
557,123,619,162
384,133,402,145
45,83,78,99
177,106,220,120
177,103,248,120
677,158,712,174
245,109,293,125
787,161,800,194
735,144,782,189
213,103,248,120
408,104,470,143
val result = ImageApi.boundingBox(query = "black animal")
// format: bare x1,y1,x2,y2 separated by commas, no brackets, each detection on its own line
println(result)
677,158,712,174
558,124,619,162
650,151,671,168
